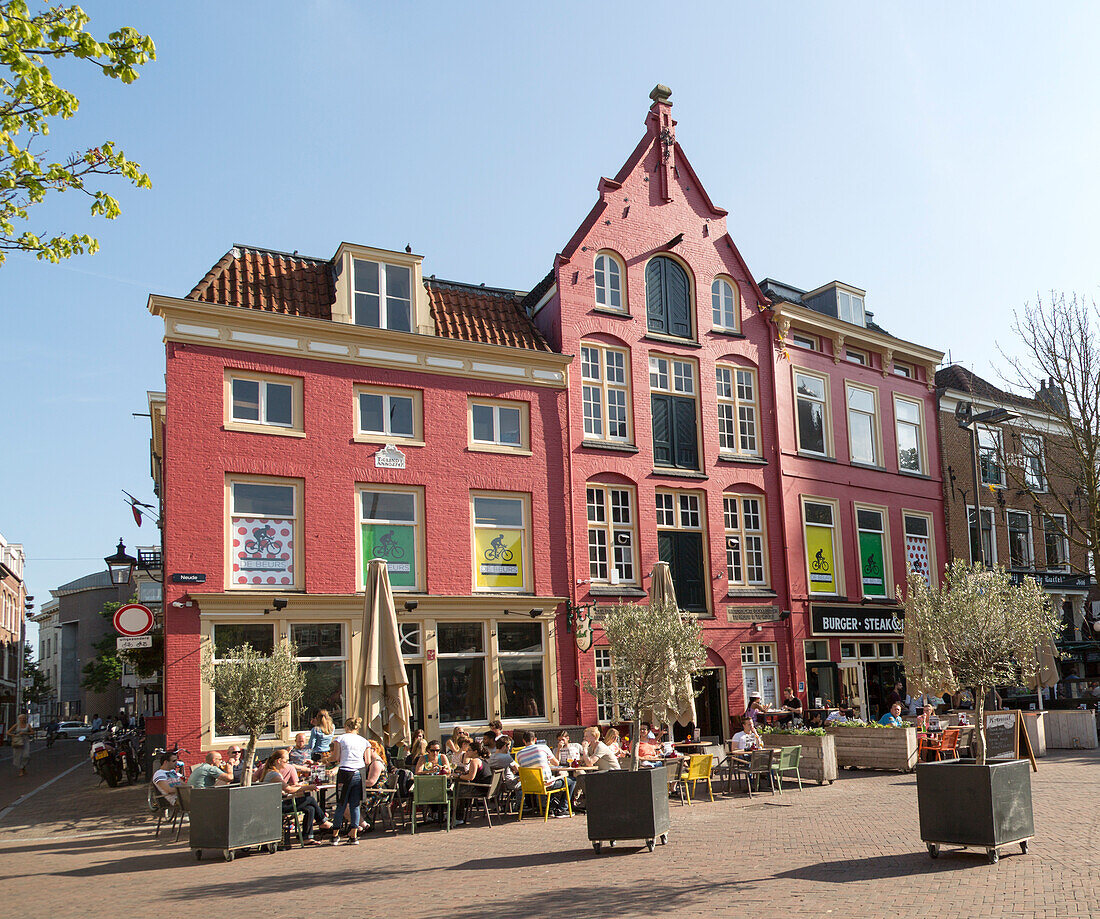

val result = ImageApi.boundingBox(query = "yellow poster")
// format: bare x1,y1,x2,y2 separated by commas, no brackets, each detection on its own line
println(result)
805,525,836,594
474,528,524,589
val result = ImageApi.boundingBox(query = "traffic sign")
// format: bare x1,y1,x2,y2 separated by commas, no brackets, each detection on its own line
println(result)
114,603,154,636
117,635,153,650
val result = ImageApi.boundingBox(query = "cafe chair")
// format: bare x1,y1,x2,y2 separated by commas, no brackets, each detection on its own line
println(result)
411,775,452,834
517,766,572,822
148,784,181,839
919,727,960,762
677,753,715,804
771,746,803,793
732,749,776,798
363,784,399,833
667,757,687,805
455,771,501,828
282,794,306,847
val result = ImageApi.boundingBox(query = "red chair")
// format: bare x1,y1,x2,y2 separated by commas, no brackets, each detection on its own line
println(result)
919,728,960,762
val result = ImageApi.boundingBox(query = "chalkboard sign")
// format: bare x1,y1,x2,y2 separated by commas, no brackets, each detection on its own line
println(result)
984,711,1019,761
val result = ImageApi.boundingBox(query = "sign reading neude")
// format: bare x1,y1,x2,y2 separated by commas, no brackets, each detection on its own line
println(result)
811,604,903,637
113,603,154,637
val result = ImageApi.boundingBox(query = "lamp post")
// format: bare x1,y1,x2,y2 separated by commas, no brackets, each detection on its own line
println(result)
955,403,1019,566
104,539,137,586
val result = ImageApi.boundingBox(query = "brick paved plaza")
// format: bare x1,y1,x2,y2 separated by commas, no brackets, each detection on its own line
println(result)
1,745,1098,918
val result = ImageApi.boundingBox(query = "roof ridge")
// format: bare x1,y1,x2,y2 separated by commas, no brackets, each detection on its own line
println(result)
426,276,526,298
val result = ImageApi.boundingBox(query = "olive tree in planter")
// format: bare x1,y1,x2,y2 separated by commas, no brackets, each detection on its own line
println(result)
583,601,706,853
903,561,1058,863
192,642,306,860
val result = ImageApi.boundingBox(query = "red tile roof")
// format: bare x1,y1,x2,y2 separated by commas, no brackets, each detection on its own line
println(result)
188,245,335,319
427,279,552,352
186,246,551,352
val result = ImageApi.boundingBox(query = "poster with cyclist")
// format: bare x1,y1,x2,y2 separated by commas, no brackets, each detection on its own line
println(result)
232,516,294,586
474,529,523,589
804,523,836,594
362,523,415,587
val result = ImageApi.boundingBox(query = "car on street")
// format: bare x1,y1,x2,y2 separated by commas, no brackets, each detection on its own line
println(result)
54,721,93,738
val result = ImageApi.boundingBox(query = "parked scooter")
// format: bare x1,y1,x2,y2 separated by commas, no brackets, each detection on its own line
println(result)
89,725,144,787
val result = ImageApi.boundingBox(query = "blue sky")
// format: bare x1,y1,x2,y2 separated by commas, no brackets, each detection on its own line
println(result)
4,1,1099,638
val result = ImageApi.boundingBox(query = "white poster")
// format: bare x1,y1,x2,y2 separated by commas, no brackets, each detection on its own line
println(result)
232,516,294,587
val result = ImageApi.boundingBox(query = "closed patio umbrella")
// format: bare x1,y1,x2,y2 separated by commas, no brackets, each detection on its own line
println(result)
358,557,413,746
648,561,697,728
1030,636,1061,710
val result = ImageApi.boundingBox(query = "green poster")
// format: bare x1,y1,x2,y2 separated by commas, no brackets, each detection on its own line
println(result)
362,523,416,588
859,531,885,597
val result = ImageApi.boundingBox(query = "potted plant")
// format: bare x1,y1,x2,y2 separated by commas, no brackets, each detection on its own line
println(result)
903,561,1059,863
191,642,306,860
583,600,706,853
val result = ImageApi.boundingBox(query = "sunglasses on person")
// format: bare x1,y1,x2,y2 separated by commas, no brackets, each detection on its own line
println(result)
428,745,441,752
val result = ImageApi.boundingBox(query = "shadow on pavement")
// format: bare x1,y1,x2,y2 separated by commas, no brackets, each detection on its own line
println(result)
776,850,985,882
165,864,415,898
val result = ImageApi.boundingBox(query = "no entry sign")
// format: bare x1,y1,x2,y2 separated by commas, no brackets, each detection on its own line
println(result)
114,603,154,636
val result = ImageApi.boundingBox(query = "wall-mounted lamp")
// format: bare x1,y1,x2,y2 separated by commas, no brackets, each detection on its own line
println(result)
403,600,419,612
752,622,762,633
263,597,288,615
564,599,591,633
779,610,791,622
503,608,544,619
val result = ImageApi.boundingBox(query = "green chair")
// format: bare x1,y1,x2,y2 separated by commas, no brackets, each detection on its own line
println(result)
771,745,803,793
411,775,451,833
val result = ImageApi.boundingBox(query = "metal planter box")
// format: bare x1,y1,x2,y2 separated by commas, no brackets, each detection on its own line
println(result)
584,767,671,854
189,783,283,861
916,758,1034,863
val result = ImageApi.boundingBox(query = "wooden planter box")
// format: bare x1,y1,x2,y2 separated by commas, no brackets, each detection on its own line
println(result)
825,725,918,772
1044,709,1098,749
761,734,838,784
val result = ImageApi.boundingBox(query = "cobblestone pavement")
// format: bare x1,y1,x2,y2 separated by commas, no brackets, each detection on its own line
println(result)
1,750,1098,918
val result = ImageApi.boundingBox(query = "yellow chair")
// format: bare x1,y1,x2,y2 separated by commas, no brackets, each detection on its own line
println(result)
678,753,714,804
517,766,572,822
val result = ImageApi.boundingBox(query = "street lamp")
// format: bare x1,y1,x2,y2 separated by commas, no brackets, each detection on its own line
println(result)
104,538,137,586
955,403,1020,566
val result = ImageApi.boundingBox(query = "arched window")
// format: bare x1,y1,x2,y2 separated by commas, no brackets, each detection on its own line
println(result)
711,277,739,331
645,256,692,339
594,252,624,311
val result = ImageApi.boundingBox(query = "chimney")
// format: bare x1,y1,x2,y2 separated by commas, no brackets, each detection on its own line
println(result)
1035,377,1066,414
648,84,675,203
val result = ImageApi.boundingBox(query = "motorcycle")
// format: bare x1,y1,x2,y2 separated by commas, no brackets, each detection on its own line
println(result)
89,725,143,787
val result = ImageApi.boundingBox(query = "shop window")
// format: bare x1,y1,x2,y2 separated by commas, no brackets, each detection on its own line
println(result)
846,383,879,466
1044,515,1069,571
724,494,769,588
291,623,345,732
594,251,625,311
228,478,299,589
353,257,412,331
740,643,778,707
804,640,829,661
645,256,693,339
361,487,422,590
581,343,631,443
903,512,933,585
711,277,739,331
595,647,618,723
794,370,830,456
586,484,637,585
1007,511,1033,568
498,621,545,721
472,493,529,592
895,396,924,474
803,499,840,596
656,490,707,613
858,642,876,658
356,385,422,443
650,355,699,470
878,642,896,659
977,427,1004,485
225,371,303,434
968,506,996,566
437,622,487,724
468,398,529,452
855,506,889,599
840,642,856,659
716,365,759,457
211,623,276,739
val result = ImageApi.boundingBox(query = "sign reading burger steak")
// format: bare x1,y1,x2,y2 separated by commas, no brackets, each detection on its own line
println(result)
811,604,903,637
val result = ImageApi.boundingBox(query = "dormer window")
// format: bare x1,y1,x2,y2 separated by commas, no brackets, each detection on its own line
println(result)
837,289,865,327
353,258,412,331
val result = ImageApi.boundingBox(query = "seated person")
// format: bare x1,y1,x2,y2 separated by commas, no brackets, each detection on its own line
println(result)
488,735,520,789
915,703,937,733
415,741,451,775
636,738,662,761
602,727,625,759
878,702,905,727
406,729,429,770
152,752,183,805
744,695,767,725
730,716,762,751
188,750,233,787
553,730,582,766
259,748,330,846
581,726,620,772
640,721,666,744
288,732,314,772
364,739,388,788
515,730,574,817
780,687,803,724
224,745,245,782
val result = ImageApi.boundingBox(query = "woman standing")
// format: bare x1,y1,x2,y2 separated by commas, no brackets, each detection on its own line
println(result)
308,709,336,763
7,713,32,777
330,717,369,846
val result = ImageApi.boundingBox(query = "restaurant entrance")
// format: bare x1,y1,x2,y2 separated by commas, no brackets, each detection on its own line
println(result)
692,667,727,742
406,663,424,735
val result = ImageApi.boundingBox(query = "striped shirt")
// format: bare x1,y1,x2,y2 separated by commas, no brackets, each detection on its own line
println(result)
515,742,553,783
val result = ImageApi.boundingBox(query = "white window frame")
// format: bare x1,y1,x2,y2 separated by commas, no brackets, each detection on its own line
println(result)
837,289,866,327
496,619,548,724
352,257,413,331
803,497,842,597
581,342,632,443
903,511,935,586
791,332,818,351
355,385,423,444
977,426,1004,486
845,348,867,366
794,368,831,457
967,505,997,566
716,364,760,457
359,485,423,592
724,494,770,588
594,251,625,312
290,622,347,733
845,382,880,467
854,503,892,600
1021,434,1047,492
586,484,638,585
1006,509,1034,569
436,621,489,728
892,362,912,378
741,643,779,708
230,376,295,428
468,398,530,453
471,491,531,593
894,394,926,475
711,276,740,331
227,476,301,590
224,370,303,435
1043,514,1070,572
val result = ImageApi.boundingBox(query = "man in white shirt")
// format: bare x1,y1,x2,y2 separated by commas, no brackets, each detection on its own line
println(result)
581,726,621,772
515,731,573,816
730,717,762,751
152,752,183,805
